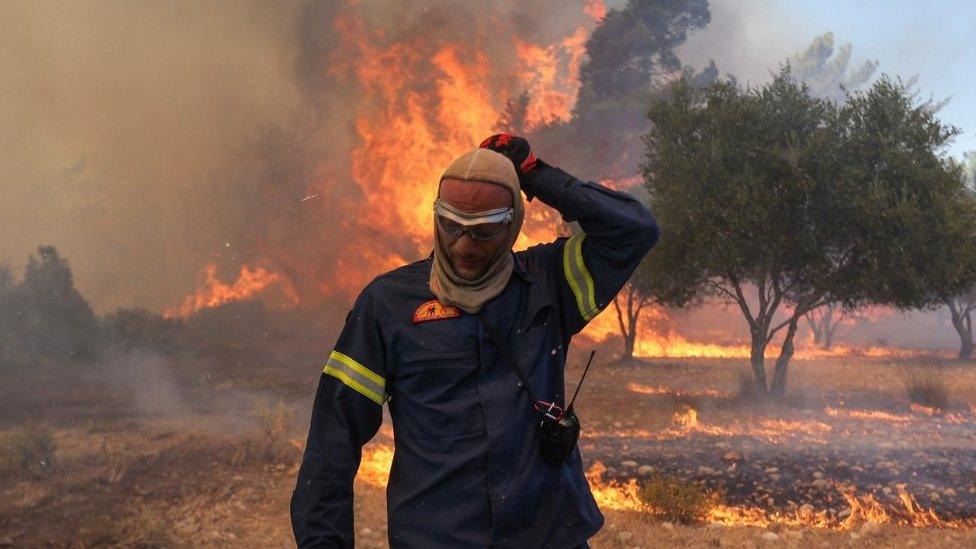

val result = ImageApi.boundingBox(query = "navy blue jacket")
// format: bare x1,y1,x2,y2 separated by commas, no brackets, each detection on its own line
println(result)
291,164,660,548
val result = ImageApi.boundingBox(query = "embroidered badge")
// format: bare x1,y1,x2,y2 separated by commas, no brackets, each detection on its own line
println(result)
412,299,461,323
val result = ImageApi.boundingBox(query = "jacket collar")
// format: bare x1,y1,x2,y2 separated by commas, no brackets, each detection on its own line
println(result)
423,250,538,283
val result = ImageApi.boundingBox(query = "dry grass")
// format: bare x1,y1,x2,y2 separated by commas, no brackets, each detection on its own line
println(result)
905,368,950,412
111,507,172,546
0,424,56,479
6,355,976,547
253,398,295,464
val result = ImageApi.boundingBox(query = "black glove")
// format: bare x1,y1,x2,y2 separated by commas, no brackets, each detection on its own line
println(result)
479,133,542,193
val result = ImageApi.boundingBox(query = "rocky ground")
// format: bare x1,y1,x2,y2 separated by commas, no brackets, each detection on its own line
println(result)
2,355,976,547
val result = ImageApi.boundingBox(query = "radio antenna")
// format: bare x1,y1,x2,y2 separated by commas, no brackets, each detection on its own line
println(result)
567,350,596,412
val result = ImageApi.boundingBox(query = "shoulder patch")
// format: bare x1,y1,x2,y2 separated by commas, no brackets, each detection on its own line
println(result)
412,299,461,323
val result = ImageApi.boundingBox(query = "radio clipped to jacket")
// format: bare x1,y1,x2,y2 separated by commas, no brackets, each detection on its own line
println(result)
479,310,594,466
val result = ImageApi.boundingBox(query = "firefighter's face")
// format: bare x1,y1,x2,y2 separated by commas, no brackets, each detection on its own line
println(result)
438,178,514,280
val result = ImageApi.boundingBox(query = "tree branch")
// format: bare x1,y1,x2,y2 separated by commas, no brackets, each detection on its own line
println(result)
729,272,757,332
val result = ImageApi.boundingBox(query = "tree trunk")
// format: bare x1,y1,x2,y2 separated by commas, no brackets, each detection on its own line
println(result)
622,329,636,360
749,330,769,396
613,288,646,361
806,304,841,350
771,315,801,396
823,320,837,350
805,313,823,346
961,339,974,361
948,300,974,360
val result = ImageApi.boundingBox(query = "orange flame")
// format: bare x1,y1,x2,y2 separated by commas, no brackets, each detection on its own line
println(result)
580,304,951,360
356,443,976,529
165,263,298,318
514,26,589,129
672,405,699,430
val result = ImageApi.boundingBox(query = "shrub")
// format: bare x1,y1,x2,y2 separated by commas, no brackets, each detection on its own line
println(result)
253,398,294,463
0,425,56,478
906,372,949,413
637,473,714,524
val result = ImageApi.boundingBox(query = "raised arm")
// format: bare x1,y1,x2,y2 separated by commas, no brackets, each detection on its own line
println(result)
480,133,660,334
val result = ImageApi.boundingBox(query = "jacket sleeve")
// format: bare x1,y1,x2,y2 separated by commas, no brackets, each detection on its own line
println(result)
291,287,389,548
527,163,660,336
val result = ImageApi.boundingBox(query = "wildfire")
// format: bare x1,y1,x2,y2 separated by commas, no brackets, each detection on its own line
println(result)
629,382,733,399
165,263,298,318
673,405,699,430
514,26,589,128
910,403,941,416
357,443,394,489
585,461,644,511
579,303,950,360
584,459,976,530
320,1,604,297
824,407,914,423
355,443,976,530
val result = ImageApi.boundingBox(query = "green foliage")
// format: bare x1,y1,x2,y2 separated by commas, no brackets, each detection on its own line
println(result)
0,425,56,479
638,473,714,524
643,67,976,394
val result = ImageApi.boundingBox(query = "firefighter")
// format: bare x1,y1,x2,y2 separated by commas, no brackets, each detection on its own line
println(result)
291,134,660,548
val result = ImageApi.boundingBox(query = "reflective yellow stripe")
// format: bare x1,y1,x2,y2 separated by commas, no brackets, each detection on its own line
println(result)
572,234,599,315
323,350,387,404
330,350,384,386
563,233,600,321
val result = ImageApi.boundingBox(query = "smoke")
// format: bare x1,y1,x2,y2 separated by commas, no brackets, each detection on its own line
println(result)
0,0,598,314
0,1,310,312
0,0,962,352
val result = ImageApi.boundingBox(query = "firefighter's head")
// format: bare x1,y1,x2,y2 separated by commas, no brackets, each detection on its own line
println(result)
429,146,525,315
436,178,514,279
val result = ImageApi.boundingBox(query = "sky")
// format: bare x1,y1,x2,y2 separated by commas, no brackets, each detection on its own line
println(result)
673,0,976,158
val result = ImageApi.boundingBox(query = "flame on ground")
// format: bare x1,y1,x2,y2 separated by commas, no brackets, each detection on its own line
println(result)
585,460,975,529
580,303,951,360
629,382,733,399
356,444,976,529
357,444,394,489
673,405,699,430
584,409,834,443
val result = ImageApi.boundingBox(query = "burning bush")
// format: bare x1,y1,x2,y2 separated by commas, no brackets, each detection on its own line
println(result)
637,473,715,524
904,368,949,413
0,425,56,479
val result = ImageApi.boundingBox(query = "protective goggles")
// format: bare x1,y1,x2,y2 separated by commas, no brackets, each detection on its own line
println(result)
434,198,513,241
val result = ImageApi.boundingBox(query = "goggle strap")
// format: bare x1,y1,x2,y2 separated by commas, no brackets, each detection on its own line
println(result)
434,199,513,226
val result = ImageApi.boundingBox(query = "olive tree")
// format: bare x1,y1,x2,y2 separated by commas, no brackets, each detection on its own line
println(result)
644,68,976,397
